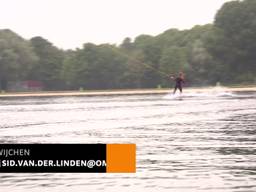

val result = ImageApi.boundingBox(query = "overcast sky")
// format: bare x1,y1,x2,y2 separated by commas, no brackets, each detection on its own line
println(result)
0,0,233,49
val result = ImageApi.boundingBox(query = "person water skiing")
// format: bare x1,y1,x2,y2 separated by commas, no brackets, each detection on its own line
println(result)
170,72,185,94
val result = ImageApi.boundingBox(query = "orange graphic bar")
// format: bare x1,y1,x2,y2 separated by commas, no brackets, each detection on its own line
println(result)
106,144,136,173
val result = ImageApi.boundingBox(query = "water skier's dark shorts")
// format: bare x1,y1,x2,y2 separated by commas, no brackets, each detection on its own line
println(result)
173,77,184,93
174,84,182,93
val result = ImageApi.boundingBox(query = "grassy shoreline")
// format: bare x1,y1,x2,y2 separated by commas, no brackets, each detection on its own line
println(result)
0,86,256,98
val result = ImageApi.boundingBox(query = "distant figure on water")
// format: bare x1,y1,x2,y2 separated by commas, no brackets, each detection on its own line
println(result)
170,72,185,94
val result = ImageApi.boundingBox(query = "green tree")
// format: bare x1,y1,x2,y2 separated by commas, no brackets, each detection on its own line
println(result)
159,46,187,87
119,49,146,88
134,35,162,88
209,0,256,83
62,43,127,89
61,49,77,89
0,29,38,90
30,36,64,90
120,37,134,52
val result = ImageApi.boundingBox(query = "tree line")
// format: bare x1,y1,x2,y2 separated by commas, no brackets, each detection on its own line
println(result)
0,0,256,91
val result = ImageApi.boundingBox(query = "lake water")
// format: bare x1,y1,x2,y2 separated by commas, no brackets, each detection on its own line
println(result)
0,89,256,192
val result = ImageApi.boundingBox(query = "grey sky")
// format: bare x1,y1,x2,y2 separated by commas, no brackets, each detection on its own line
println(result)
0,0,233,49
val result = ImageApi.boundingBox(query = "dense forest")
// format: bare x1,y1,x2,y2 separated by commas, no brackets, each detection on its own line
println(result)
0,0,256,91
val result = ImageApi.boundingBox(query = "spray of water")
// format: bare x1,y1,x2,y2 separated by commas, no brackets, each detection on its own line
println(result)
163,83,235,99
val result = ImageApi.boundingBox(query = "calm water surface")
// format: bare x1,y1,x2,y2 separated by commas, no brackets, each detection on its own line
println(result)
0,90,256,192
